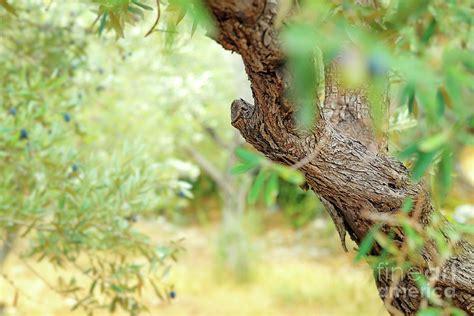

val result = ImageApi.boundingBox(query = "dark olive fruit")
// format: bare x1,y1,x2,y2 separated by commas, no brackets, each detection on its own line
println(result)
19,128,28,140
63,113,71,122
368,56,387,77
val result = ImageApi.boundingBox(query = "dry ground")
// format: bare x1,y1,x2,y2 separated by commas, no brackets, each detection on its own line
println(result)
1,218,388,316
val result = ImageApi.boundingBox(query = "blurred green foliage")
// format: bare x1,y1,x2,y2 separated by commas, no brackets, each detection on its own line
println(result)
232,147,323,228
0,0,473,315
281,0,473,206
0,2,189,314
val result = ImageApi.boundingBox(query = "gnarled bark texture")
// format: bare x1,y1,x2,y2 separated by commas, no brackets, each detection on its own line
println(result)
204,0,474,315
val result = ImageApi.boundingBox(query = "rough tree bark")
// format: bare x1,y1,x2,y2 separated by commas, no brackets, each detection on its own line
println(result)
203,0,474,314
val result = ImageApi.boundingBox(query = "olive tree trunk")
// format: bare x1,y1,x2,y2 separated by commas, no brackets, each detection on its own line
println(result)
203,1,474,314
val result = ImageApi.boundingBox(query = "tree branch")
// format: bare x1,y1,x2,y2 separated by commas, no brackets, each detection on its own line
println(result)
204,1,474,314
185,146,233,196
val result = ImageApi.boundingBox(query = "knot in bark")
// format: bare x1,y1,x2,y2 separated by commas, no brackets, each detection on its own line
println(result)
231,98,256,130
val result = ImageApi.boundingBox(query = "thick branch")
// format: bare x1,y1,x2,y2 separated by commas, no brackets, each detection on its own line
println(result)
204,1,474,314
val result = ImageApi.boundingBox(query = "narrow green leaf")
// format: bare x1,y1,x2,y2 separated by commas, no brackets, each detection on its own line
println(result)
445,68,462,111
411,150,437,181
128,5,145,18
406,85,416,114
418,132,449,152
248,169,267,204
421,18,437,44
235,147,261,164
453,223,474,235
401,220,423,250
427,226,450,258
397,143,418,160
111,284,126,293
435,88,445,117
231,163,256,175
286,171,304,185
132,0,153,11
264,173,279,206
436,147,453,200
412,272,442,305
277,166,305,185
401,197,414,214
58,195,66,210
176,8,186,25
355,225,380,262
99,12,108,36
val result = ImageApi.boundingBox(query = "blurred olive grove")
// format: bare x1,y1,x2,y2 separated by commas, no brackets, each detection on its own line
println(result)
0,2,195,313
0,0,473,315
0,1,321,314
